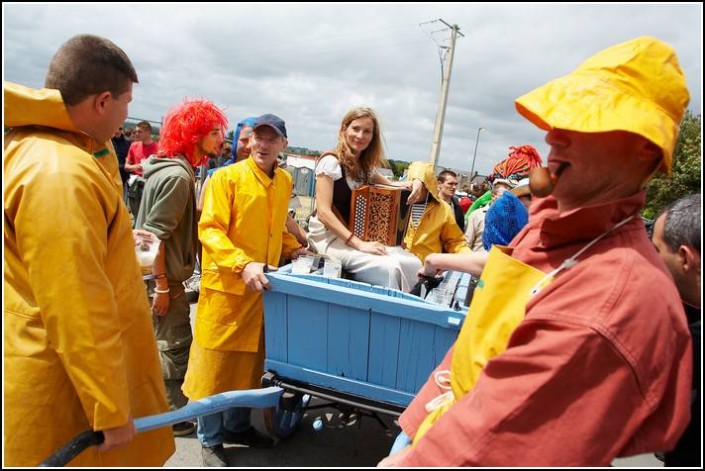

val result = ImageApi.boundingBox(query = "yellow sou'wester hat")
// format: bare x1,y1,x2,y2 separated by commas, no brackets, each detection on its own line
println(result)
515,36,690,173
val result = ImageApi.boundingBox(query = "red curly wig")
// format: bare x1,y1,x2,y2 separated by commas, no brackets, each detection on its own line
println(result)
489,145,543,182
158,99,229,166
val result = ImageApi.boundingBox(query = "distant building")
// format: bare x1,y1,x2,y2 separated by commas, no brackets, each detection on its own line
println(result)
285,153,317,170
284,154,317,197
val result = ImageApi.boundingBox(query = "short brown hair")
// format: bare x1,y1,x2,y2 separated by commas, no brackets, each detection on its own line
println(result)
45,34,138,106
437,169,458,183
137,121,152,132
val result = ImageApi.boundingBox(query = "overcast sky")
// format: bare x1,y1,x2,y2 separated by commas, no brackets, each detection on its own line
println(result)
3,3,702,175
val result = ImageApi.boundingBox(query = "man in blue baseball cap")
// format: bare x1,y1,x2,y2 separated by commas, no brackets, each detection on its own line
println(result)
252,113,287,138
184,112,307,466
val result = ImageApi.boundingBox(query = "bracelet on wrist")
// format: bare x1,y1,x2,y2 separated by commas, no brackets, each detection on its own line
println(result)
345,233,354,246
153,287,170,294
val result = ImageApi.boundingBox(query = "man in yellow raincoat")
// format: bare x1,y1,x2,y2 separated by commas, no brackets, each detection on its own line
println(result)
183,114,305,467
403,161,471,264
3,35,174,466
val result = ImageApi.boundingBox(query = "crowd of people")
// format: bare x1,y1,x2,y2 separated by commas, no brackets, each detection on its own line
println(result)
4,33,700,468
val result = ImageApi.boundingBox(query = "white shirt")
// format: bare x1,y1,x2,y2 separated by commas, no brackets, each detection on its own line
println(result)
315,154,367,190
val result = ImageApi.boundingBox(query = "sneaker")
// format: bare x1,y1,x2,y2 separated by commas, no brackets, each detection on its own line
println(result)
172,421,196,437
202,444,229,467
223,426,273,448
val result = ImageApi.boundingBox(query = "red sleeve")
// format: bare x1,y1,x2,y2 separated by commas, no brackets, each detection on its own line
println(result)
399,320,643,466
126,142,138,165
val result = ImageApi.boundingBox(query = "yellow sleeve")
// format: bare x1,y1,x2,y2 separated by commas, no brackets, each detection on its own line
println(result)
11,159,130,430
280,230,302,259
199,169,253,274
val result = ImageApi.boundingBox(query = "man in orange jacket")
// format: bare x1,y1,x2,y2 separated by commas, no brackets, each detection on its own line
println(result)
381,36,693,467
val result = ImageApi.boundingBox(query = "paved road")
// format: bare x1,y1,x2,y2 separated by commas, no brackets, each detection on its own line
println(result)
165,399,398,467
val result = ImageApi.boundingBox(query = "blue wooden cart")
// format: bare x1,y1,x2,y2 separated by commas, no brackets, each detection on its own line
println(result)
261,267,471,438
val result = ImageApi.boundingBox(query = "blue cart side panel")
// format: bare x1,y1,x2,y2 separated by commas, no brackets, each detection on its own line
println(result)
287,295,329,371
368,314,401,389
263,273,466,408
328,304,370,382
264,292,288,363
396,320,438,392
264,273,464,406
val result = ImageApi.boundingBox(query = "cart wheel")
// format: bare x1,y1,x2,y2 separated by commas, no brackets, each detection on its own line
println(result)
263,392,311,439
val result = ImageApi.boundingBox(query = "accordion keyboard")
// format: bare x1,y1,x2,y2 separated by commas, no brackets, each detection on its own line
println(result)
349,185,411,246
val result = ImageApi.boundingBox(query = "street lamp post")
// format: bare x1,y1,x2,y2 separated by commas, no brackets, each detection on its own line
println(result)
470,127,485,178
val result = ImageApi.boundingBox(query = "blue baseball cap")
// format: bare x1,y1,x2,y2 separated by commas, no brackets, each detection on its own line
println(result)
253,114,287,139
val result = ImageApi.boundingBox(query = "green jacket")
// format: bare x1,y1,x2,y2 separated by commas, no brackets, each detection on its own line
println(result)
136,155,197,283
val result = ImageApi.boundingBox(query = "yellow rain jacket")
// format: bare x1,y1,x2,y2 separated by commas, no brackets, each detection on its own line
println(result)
403,162,470,263
3,82,174,466
196,158,301,352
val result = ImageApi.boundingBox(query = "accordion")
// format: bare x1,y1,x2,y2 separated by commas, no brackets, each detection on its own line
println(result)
349,185,412,246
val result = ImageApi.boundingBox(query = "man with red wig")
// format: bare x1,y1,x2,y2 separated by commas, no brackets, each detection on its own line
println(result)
135,98,228,438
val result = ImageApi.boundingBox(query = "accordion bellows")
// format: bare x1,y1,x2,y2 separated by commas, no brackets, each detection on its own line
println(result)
349,185,412,246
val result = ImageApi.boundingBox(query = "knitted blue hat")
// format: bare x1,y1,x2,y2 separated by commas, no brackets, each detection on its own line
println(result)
482,191,528,250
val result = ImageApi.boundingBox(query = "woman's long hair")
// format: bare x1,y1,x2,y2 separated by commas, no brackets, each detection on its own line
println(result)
333,107,385,183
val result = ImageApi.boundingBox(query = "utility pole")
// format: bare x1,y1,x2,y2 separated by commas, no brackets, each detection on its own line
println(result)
428,19,463,168
470,127,485,179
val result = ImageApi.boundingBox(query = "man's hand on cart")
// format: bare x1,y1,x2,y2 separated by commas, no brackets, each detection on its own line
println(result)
290,247,312,259
96,418,136,453
243,262,272,292
40,388,284,466
419,256,444,278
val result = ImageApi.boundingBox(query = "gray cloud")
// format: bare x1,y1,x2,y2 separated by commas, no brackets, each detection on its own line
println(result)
4,3,701,175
